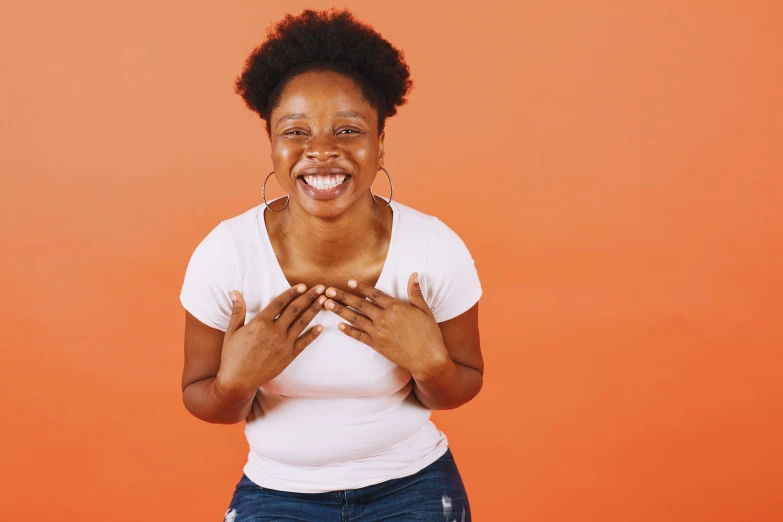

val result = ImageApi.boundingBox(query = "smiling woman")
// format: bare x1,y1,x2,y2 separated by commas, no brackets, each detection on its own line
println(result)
178,7,483,521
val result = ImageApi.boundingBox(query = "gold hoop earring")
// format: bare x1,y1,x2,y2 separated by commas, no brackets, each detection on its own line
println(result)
262,170,289,212
371,167,393,208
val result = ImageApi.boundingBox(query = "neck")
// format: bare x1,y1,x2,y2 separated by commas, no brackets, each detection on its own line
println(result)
271,194,390,267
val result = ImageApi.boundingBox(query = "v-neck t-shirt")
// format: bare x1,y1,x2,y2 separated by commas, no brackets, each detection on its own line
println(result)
179,199,483,493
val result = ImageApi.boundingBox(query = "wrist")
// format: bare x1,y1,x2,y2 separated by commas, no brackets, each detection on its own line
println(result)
412,350,453,383
214,373,256,404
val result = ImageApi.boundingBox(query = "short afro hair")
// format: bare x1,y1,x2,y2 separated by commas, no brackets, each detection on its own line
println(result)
234,8,413,137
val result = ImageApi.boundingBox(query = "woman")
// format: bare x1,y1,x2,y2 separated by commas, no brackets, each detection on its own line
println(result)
180,8,483,521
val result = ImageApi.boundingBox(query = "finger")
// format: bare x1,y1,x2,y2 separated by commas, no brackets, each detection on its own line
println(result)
324,286,381,320
347,279,393,308
292,324,324,359
337,322,372,346
257,284,307,321
288,294,327,338
406,272,434,318
280,284,325,325
226,290,247,335
323,298,373,331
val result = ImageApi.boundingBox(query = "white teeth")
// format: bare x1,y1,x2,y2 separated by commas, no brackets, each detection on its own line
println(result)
303,174,347,190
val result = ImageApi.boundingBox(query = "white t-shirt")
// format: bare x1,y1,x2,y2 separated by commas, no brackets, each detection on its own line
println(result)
179,198,482,493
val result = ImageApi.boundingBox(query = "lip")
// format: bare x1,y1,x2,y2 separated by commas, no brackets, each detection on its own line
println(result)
297,172,352,201
298,166,351,177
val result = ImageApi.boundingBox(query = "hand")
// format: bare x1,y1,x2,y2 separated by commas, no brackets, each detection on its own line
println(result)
216,283,326,400
323,273,449,380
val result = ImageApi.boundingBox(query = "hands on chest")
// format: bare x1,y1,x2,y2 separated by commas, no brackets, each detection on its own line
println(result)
217,272,447,399
322,273,448,381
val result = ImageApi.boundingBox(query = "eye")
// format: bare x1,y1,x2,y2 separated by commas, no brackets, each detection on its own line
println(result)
338,128,361,134
284,130,307,135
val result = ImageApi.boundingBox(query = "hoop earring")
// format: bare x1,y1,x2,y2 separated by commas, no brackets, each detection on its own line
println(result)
262,170,289,212
371,167,393,208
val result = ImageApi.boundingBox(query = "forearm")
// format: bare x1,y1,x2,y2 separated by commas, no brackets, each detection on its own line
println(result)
411,357,483,410
182,375,256,425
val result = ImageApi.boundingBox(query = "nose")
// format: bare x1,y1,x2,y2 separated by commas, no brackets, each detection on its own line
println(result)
304,133,340,161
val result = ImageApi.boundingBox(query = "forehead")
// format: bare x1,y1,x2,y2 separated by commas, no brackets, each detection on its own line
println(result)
273,70,376,118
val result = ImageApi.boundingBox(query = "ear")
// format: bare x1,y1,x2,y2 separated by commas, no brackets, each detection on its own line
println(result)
378,130,385,168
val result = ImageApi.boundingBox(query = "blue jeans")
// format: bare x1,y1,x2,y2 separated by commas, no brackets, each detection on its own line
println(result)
223,448,471,521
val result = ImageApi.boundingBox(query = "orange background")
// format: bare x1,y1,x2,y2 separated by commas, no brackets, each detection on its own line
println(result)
1,1,781,520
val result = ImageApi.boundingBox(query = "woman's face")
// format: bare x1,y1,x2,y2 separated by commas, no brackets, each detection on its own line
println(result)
269,70,385,218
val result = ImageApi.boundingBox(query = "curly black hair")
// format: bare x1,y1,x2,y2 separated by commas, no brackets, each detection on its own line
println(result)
234,8,413,137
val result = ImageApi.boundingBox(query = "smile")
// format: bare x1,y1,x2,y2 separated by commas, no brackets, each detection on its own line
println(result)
297,174,352,200
301,174,348,189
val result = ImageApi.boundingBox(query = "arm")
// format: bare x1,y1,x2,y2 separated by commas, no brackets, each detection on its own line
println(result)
323,254,483,411
411,302,483,410
181,310,256,424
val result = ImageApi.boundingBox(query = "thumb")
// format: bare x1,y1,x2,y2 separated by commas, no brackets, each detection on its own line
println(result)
226,290,246,333
407,272,433,318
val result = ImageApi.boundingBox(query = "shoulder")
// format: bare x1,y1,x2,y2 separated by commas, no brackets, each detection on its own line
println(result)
391,200,464,246
220,203,265,243
187,219,236,264
204,203,270,266
183,203,264,283
392,200,474,261
392,201,482,323
180,217,244,332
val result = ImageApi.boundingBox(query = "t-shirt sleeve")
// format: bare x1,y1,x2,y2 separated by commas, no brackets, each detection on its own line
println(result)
179,221,239,332
421,218,483,323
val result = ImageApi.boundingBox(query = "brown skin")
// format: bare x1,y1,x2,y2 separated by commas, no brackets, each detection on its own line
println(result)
181,70,483,424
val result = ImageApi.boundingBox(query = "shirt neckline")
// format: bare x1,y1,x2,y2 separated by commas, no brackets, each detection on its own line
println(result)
255,197,400,292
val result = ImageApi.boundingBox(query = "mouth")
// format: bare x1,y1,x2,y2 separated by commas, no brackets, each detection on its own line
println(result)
296,170,352,201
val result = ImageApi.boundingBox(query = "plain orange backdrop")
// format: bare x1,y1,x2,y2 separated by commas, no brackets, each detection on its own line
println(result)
1,1,781,521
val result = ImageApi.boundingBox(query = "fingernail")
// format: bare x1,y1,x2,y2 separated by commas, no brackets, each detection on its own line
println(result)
316,285,325,294
326,288,336,297
414,273,419,284
325,300,335,309
347,280,357,288
338,323,346,331
297,284,306,293
318,295,326,305
316,325,323,333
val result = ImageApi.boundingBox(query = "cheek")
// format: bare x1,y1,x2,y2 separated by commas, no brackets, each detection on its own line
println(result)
275,150,292,166
350,145,379,167
353,149,371,162
272,142,304,165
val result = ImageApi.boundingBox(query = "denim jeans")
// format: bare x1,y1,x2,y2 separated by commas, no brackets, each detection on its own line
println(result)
223,448,471,521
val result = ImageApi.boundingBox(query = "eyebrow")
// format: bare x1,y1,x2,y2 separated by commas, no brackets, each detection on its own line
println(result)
276,111,369,127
